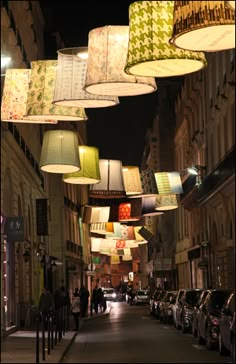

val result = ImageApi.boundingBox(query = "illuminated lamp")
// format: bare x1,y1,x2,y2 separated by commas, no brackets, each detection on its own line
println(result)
110,255,120,264
82,205,110,223
122,166,143,196
155,194,178,211
154,172,183,194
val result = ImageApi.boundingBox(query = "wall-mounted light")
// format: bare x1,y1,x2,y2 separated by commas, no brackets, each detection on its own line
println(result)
187,165,207,188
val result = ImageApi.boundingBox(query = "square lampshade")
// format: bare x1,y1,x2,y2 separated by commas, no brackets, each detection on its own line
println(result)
118,202,141,222
39,130,80,173
82,205,110,223
154,172,183,195
125,1,207,77
24,60,87,121
90,223,107,235
89,160,126,198
1,69,57,124
53,47,119,108
63,145,101,184
155,194,178,211
84,25,157,96
122,166,143,196
110,255,120,264
120,225,136,240
91,237,103,252
171,1,235,52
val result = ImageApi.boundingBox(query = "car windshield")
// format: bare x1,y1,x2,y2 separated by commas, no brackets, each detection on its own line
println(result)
185,290,202,306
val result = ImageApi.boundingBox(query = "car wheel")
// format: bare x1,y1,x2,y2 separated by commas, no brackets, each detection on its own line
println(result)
230,337,235,363
192,322,197,337
182,320,186,334
219,332,229,355
198,327,204,345
205,326,213,350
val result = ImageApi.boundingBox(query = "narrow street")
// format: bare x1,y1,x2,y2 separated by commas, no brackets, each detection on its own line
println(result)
62,301,232,363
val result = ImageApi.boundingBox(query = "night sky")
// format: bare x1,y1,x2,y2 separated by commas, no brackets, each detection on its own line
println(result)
40,1,159,166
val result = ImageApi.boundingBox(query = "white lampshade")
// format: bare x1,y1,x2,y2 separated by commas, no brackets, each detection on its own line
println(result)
154,172,183,195
170,1,235,52
39,130,80,173
1,69,57,124
155,194,178,211
53,47,119,108
24,60,87,121
63,145,101,184
82,205,110,223
125,1,207,77
139,196,164,217
122,255,133,261
85,25,157,96
122,166,143,195
91,237,102,252
89,160,126,198
90,223,108,235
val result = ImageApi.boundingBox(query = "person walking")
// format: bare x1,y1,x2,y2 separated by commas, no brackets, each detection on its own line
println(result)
71,289,80,331
79,284,90,318
38,287,54,329
91,284,100,315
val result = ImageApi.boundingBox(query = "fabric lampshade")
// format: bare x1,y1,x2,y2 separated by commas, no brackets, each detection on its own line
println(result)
82,205,110,223
1,69,57,124
24,60,87,121
122,255,132,261
139,196,164,217
89,160,126,198
39,130,80,173
227,1,235,10
154,172,183,195
125,1,207,77
53,47,119,108
84,25,157,96
63,145,101,184
90,223,108,235
110,255,120,264
155,194,178,211
170,1,235,52
122,166,143,196
91,237,102,252
118,202,141,222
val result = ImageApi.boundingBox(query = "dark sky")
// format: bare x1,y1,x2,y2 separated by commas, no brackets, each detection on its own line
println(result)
40,1,159,166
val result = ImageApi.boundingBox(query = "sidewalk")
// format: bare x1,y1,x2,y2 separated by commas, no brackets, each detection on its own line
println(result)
1,308,110,364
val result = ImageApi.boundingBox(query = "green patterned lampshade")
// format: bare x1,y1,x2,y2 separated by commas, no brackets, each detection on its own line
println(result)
155,194,178,211
170,1,235,52
84,25,157,96
39,130,80,173
154,172,183,194
63,145,101,184
125,1,207,77
24,60,87,121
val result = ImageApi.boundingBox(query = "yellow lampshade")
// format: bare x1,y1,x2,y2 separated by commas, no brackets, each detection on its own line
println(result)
39,130,80,173
85,25,157,96
24,60,87,121
89,160,126,198
110,255,120,264
63,145,101,184
122,166,143,195
53,47,119,108
155,194,178,211
154,172,183,194
82,205,110,223
125,1,207,77
1,69,57,124
170,1,235,52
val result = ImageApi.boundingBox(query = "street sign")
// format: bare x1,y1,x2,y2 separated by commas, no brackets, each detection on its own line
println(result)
86,270,96,276
88,263,96,271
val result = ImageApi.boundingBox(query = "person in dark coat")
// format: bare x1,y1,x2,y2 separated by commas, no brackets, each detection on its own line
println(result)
79,284,90,318
91,285,100,314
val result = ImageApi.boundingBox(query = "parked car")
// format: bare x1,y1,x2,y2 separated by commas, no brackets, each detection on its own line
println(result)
218,291,235,356
192,289,210,337
230,311,235,363
197,289,232,350
172,289,185,328
133,290,149,305
159,291,177,323
175,288,203,333
153,290,166,319
103,288,118,301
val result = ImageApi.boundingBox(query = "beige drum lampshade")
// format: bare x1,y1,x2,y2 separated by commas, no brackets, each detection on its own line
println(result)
24,60,87,121
125,1,207,77
85,25,157,96
82,205,110,223
53,47,119,108
1,69,57,124
170,1,235,52
122,166,143,196
155,194,178,211
39,130,80,173
63,145,101,184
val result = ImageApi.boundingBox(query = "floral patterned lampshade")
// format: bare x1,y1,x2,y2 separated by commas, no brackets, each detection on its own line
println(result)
1,69,57,124
125,1,207,77
53,47,119,108
85,25,157,96
39,130,80,173
155,194,178,211
118,202,141,222
63,145,101,184
24,60,87,121
122,166,143,196
170,1,235,52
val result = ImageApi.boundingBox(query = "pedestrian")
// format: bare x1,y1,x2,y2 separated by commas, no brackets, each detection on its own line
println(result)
71,288,80,331
79,284,90,318
38,287,54,329
91,284,100,314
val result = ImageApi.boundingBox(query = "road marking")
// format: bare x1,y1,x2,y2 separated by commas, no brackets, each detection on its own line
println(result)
192,344,204,350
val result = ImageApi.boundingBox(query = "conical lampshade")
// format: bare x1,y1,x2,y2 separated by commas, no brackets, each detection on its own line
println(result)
170,1,235,52
85,25,157,96
53,47,119,108
125,1,207,77
63,145,101,184
24,60,87,121
155,194,178,211
1,69,57,124
39,130,80,173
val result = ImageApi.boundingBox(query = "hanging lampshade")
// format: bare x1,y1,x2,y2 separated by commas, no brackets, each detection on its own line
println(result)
89,160,126,198
124,1,207,77
91,237,102,252
120,225,136,240
154,172,183,195
110,255,120,264
122,166,143,196
63,145,101,184
39,130,80,173
118,202,141,222
122,255,133,261
105,222,122,238
155,194,178,211
170,1,235,52
227,1,235,10
84,25,157,96
138,196,164,217
24,60,87,121
90,223,107,235
53,47,119,108
82,205,110,223
1,69,57,124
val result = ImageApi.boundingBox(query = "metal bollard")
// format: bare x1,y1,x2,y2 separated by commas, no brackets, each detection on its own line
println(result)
47,314,51,355
36,314,39,364
42,315,46,362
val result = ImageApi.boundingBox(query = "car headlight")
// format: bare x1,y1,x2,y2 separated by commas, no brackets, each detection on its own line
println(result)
112,293,116,298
